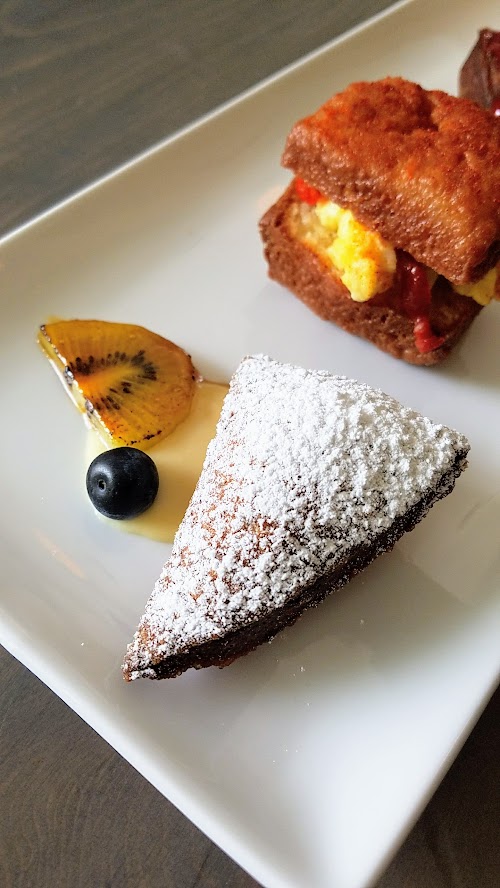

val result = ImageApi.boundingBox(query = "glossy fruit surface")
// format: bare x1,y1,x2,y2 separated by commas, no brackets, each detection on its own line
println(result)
86,447,159,519
38,319,197,449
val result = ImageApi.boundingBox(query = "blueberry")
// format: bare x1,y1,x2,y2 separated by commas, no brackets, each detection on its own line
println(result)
86,447,159,520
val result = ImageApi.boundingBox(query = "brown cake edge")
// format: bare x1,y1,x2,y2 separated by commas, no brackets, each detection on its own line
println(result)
126,449,468,680
259,185,482,366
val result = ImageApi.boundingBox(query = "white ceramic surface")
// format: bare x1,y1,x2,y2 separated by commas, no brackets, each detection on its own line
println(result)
1,1,499,887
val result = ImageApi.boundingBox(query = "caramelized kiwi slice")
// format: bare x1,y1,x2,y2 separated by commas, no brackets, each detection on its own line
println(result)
38,319,197,449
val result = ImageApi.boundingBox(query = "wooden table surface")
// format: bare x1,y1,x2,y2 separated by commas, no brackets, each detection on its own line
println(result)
1,2,499,886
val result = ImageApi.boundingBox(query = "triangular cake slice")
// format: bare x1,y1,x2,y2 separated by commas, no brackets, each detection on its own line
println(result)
122,355,469,680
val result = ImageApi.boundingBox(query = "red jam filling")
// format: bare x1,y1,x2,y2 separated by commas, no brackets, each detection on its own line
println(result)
412,317,446,354
397,253,445,354
294,178,444,354
294,177,323,205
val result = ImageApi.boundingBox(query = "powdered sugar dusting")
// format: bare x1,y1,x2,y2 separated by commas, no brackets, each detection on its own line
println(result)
124,355,468,678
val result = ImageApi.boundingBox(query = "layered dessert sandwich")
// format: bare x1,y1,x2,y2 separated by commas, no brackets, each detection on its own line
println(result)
260,77,500,365
123,355,469,680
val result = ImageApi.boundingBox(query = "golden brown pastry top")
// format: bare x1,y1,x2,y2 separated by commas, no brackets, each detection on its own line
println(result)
282,77,500,283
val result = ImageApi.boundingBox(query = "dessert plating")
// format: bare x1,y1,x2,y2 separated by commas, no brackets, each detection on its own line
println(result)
38,318,227,541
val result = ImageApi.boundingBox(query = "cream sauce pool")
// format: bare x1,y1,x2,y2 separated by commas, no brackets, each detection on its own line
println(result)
85,380,228,542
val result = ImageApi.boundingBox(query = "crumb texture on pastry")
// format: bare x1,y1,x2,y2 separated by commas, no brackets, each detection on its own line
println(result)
123,355,469,680
282,77,500,283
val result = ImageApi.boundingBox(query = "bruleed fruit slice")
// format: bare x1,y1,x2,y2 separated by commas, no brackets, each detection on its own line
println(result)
38,319,197,448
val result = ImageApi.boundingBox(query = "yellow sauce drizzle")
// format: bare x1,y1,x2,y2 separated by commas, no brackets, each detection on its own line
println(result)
85,380,228,542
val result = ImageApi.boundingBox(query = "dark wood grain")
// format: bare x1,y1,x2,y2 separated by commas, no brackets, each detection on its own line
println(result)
0,646,260,888
1,2,499,888
0,0,395,236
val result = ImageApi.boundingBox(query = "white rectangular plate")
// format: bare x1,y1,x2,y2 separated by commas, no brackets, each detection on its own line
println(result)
1,1,499,887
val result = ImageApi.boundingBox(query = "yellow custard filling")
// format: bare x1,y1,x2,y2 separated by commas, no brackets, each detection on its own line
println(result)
291,197,499,306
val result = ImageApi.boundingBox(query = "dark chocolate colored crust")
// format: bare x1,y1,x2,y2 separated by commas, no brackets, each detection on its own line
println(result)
459,29,500,109
259,184,482,366
142,451,467,679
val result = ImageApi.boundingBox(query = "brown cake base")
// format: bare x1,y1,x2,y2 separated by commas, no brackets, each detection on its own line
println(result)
259,186,482,366
136,449,467,680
